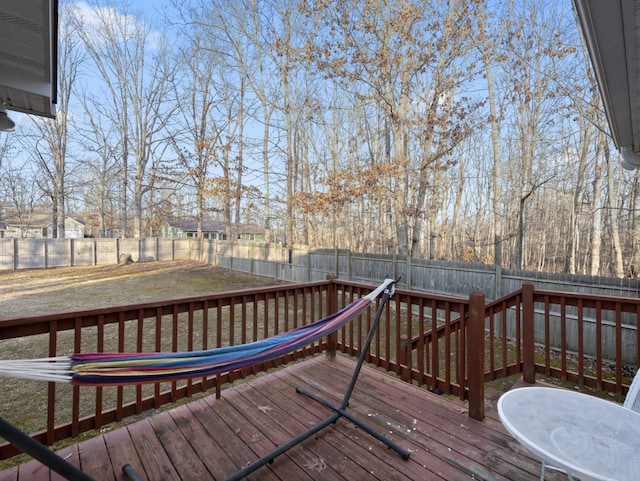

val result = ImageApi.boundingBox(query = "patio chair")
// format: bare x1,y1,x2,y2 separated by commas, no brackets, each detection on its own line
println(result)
539,370,640,480
623,369,640,412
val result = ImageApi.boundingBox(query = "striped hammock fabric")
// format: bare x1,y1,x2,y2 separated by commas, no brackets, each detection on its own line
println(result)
0,279,395,386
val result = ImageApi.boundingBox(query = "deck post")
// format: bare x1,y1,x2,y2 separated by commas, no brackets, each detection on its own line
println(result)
468,290,485,421
522,281,536,384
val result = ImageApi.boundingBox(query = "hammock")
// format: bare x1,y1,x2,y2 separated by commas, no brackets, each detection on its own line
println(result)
0,278,395,387
0,278,405,481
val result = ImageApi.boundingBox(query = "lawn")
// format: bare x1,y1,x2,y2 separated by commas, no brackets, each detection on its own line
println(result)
0,260,284,318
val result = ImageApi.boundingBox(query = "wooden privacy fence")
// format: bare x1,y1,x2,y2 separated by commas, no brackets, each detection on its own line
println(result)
2,238,637,361
2,237,638,297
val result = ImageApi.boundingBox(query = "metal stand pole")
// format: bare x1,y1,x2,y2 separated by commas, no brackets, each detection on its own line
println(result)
0,416,94,481
0,416,145,481
226,280,410,481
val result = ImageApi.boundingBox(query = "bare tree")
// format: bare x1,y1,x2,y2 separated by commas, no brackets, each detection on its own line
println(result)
606,148,624,277
77,92,120,237
170,29,225,238
0,165,43,237
590,131,604,276
23,2,83,238
74,0,175,238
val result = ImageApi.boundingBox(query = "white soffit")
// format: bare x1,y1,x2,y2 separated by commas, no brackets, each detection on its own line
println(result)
0,0,57,118
574,0,640,154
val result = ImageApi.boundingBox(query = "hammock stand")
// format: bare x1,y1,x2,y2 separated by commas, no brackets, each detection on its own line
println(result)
0,278,409,481
225,277,410,481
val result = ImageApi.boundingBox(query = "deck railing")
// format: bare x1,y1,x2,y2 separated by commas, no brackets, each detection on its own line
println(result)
0,279,638,460
0,282,333,460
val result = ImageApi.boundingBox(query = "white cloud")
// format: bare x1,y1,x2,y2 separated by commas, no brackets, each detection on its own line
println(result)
66,1,160,50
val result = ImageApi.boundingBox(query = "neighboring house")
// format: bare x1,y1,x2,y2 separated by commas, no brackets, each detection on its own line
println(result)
1,214,86,239
161,220,266,242
64,217,86,239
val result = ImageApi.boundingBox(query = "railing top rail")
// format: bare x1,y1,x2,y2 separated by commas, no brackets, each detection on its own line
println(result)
0,281,333,338
532,288,640,308
391,285,470,304
484,286,525,311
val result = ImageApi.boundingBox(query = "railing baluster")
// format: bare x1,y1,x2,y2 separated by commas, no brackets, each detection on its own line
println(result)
578,298,584,386
171,305,178,403
596,300,603,390
417,298,425,384
616,302,623,394
136,309,144,414
430,299,438,392
116,312,124,422
154,307,162,409
187,303,194,395
46,321,57,446
71,317,82,437
95,314,104,429
544,295,551,377
560,298,567,381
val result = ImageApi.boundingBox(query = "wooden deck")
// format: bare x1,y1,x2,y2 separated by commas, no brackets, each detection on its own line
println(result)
0,355,566,481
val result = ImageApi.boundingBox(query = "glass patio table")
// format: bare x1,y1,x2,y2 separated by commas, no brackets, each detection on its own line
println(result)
498,386,640,481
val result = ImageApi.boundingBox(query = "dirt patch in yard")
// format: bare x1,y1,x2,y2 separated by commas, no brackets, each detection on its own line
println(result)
0,260,285,318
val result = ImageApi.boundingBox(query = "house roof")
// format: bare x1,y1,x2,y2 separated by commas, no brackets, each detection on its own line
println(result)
2,214,84,227
0,0,57,118
573,0,640,169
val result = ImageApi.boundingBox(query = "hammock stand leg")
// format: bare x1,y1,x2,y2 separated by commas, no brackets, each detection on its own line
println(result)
225,282,410,481
0,416,144,481
0,416,94,481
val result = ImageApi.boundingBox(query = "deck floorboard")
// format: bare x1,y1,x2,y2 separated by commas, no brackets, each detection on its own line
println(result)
2,355,566,481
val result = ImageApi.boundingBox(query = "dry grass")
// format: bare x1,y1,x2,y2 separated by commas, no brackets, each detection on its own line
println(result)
0,260,284,318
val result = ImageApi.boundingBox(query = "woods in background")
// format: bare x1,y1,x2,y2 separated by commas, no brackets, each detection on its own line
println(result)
0,0,637,278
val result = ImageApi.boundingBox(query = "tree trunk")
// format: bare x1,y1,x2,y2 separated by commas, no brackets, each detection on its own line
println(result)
606,144,624,277
590,136,603,276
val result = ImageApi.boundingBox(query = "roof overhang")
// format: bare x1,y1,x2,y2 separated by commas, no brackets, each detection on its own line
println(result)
573,0,640,169
0,0,58,119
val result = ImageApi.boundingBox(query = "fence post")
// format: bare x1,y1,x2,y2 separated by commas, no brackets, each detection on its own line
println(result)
522,282,536,384
468,290,485,421
392,253,397,280
494,235,502,299
12,238,17,270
